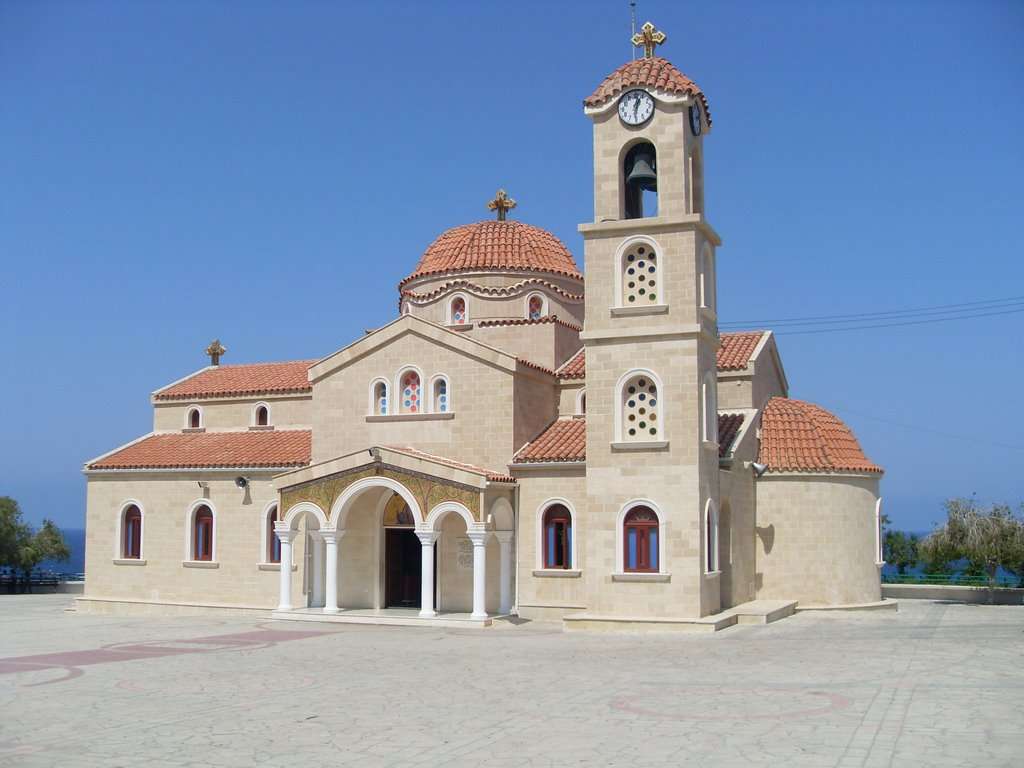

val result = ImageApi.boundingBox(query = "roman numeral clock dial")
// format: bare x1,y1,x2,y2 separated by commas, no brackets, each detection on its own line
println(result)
618,89,654,126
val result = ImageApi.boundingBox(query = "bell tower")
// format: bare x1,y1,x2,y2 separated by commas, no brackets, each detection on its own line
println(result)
579,23,725,618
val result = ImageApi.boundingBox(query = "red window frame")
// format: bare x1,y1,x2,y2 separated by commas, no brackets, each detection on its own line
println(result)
122,506,141,559
267,507,281,563
623,507,659,573
193,507,214,561
542,504,572,569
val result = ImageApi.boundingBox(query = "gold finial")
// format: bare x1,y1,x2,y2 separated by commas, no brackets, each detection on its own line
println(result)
487,189,517,221
205,339,226,366
631,21,666,59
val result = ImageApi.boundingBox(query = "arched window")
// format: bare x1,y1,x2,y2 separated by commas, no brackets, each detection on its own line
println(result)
621,242,659,306
526,292,545,320
705,500,719,573
371,379,389,415
702,372,718,443
542,504,572,569
192,505,214,561
187,406,202,429
254,403,270,427
623,141,658,219
621,373,659,441
576,389,587,415
266,504,281,563
623,506,659,573
399,369,422,413
121,504,142,559
699,244,716,312
431,376,450,413
449,295,467,325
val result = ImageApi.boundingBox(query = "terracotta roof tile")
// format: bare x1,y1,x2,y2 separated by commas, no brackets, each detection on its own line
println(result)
476,315,583,333
718,413,745,459
89,430,312,470
584,56,712,125
717,331,767,371
758,398,882,474
513,418,586,464
154,361,316,401
401,221,581,287
516,358,557,376
555,348,585,379
383,446,515,483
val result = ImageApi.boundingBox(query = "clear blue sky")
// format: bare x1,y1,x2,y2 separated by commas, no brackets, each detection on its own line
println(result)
2,1,1022,533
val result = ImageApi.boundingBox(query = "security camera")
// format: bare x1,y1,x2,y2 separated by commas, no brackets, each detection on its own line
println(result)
234,476,249,489
750,462,768,478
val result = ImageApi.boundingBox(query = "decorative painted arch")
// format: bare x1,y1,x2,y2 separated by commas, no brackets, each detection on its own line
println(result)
330,476,424,531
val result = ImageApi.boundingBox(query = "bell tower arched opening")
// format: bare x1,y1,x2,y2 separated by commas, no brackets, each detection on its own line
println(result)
623,141,658,219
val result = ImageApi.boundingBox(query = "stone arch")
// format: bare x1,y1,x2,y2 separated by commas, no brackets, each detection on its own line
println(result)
426,500,476,531
282,500,328,530
489,497,514,531
330,476,423,531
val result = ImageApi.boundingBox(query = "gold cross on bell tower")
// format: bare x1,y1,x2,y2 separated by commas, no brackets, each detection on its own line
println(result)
632,21,666,59
487,189,517,221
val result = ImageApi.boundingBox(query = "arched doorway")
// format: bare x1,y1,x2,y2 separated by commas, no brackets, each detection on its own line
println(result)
382,493,433,609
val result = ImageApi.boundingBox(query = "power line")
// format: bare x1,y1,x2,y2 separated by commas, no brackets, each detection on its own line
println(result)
769,306,1024,335
830,404,1024,452
720,295,1024,328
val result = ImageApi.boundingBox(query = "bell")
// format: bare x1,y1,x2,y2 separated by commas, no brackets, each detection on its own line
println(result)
626,150,658,191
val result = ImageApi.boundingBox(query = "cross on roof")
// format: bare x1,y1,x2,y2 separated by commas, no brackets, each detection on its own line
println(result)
205,339,226,366
632,21,666,59
487,189,517,221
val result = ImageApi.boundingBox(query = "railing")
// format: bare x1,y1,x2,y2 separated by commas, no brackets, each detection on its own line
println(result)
882,573,1020,588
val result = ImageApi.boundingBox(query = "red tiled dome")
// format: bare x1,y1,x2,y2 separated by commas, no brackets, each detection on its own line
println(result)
758,398,883,475
400,220,582,287
584,56,711,125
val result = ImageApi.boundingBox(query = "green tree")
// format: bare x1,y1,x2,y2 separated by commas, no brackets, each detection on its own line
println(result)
0,498,70,591
883,530,919,574
0,497,30,571
920,498,1024,597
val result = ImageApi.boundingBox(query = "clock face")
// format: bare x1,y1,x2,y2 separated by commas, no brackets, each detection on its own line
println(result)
618,89,654,126
689,105,703,136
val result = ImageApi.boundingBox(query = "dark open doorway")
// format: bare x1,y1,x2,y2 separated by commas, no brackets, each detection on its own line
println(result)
385,528,426,608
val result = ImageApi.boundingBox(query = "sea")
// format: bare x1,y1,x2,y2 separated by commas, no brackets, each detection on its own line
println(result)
37,527,86,576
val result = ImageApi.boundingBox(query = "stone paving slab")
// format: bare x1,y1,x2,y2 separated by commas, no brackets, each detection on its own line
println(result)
0,595,1022,766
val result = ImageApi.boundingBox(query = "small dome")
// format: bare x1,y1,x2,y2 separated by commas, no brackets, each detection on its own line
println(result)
400,220,582,287
758,398,883,474
584,56,711,125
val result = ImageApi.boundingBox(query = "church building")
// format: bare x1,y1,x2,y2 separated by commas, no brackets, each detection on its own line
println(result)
81,25,887,630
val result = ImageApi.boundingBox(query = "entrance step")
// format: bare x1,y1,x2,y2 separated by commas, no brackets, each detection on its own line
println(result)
713,599,798,625
270,607,494,628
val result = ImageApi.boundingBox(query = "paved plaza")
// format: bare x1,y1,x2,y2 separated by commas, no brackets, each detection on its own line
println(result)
0,596,1022,767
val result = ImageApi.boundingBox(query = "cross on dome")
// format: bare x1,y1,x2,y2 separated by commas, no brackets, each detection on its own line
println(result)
487,189,517,221
632,21,666,59
205,338,226,366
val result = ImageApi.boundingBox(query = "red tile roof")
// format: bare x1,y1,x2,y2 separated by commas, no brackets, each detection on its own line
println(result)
88,430,312,470
584,56,712,125
717,331,767,371
401,221,582,287
513,418,586,464
718,413,745,459
383,446,515,483
154,361,316,401
555,348,585,379
758,398,883,474
476,316,583,333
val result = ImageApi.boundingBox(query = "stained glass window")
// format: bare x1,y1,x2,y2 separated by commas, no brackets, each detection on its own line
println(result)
451,296,466,324
624,507,658,572
622,375,659,441
433,378,448,413
401,371,421,413
528,294,544,320
374,381,388,415
622,244,658,305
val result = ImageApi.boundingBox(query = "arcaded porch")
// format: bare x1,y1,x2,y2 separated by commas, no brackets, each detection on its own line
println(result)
270,446,516,626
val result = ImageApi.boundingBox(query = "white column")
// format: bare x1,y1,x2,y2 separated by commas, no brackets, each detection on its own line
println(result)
309,532,324,607
274,524,297,612
322,530,343,614
416,530,440,618
468,529,489,620
494,531,514,616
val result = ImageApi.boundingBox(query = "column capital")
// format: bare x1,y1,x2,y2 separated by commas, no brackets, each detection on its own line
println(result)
467,529,490,546
320,530,346,544
415,530,441,545
273,523,298,543
493,530,514,544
